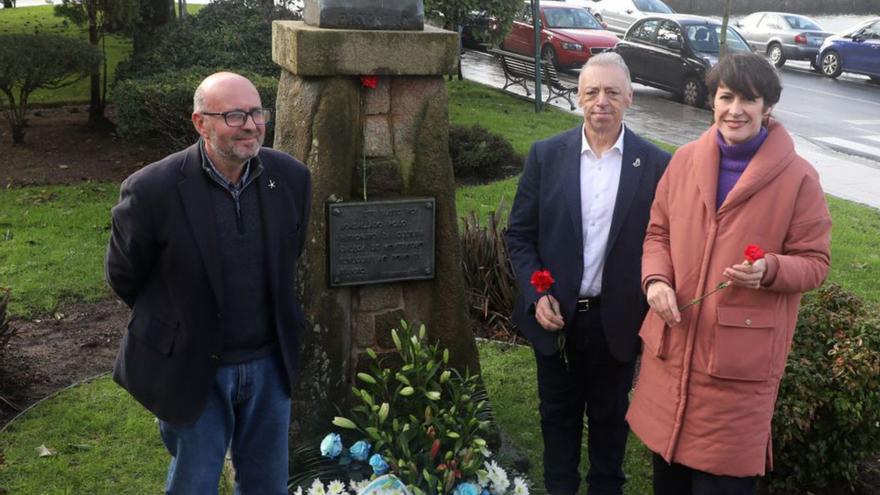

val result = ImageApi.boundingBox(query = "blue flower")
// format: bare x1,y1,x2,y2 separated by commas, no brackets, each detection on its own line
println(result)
320,433,343,459
454,482,481,495
350,440,371,462
369,453,389,475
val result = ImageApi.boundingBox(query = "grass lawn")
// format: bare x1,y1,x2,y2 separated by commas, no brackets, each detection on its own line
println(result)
0,183,118,317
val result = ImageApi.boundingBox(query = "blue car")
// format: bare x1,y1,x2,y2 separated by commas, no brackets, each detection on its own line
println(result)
817,18,880,82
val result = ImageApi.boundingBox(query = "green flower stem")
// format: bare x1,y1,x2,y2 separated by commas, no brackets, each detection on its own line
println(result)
678,281,730,312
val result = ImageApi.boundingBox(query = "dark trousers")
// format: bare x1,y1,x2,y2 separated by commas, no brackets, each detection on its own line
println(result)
533,307,635,495
652,454,757,495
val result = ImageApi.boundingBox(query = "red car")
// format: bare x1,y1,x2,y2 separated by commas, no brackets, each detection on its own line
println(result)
501,1,619,69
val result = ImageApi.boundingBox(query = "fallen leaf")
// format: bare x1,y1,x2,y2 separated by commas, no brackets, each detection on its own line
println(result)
35,444,56,457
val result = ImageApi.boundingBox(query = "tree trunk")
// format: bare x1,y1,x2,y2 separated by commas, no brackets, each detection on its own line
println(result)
87,2,105,126
178,0,187,18
134,0,174,55
719,0,731,59
11,123,24,145
2,0,14,8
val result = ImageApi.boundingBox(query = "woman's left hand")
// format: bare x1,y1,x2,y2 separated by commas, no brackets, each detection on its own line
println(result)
723,258,767,289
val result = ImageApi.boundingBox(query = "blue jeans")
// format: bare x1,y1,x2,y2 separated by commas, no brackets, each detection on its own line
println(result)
159,353,291,495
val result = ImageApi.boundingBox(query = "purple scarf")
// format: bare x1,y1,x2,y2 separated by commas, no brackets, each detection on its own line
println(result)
716,127,768,210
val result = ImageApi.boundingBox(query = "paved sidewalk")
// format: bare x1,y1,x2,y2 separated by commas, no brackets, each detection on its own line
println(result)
460,50,880,210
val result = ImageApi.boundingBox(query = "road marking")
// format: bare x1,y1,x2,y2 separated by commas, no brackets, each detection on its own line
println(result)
784,83,880,107
775,108,811,119
845,120,880,126
815,137,880,157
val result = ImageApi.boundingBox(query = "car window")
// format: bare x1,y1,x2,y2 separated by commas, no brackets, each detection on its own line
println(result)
543,7,602,29
627,19,660,43
860,21,880,40
739,13,762,29
656,21,682,49
783,15,821,31
632,0,673,14
758,14,780,30
516,4,533,23
685,24,750,53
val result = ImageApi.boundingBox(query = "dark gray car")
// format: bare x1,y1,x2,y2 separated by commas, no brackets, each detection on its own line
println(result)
735,12,833,69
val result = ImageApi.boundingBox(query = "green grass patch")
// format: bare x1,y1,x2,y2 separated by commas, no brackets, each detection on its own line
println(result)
825,196,880,304
0,376,168,494
0,182,118,317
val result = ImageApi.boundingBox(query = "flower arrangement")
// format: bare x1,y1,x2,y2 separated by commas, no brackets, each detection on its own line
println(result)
309,320,521,495
305,433,529,495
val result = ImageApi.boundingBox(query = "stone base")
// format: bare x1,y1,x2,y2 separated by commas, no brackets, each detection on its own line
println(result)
272,21,458,76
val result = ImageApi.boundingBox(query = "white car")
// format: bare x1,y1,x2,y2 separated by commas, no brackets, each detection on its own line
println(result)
592,0,675,36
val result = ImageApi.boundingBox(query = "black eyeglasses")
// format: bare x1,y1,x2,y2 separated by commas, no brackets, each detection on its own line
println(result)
200,108,272,127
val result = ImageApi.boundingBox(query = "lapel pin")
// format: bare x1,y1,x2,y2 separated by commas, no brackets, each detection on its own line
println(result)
632,158,641,168
269,179,276,190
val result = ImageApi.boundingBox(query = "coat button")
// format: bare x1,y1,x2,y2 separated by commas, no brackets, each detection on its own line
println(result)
745,319,752,326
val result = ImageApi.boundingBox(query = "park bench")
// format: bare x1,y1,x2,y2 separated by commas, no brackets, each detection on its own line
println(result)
489,48,578,110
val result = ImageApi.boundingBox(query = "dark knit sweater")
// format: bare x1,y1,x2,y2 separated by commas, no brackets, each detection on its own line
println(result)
200,145,276,364
716,127,768,210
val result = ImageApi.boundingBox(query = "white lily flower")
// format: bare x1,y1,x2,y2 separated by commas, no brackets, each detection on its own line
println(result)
513,477,529,495
308,478,327,495
327,479,346,495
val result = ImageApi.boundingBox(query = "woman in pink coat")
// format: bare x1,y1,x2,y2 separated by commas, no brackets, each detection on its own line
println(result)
626,53,832,494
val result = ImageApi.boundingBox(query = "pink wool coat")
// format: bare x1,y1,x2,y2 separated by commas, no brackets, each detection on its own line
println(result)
626,120,832,477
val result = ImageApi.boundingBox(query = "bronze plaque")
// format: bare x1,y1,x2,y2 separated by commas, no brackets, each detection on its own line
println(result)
327,198,435,287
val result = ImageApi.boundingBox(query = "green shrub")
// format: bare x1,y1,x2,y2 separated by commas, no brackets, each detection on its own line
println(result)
0,33,101,144
768,284,880,493
460,207,519,342
320,321,493,495
117,0,299,80
448,124,521,180
114,67,277,151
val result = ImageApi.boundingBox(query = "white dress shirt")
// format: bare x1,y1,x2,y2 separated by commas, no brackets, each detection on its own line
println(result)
579,124,625,297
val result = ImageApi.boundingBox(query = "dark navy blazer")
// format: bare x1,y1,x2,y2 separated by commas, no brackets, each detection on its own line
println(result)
506,126,670,362
106,144,311,426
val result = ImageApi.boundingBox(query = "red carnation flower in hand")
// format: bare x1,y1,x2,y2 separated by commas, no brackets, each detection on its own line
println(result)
530,269,554,293
744,244,766,264
360,75,378,89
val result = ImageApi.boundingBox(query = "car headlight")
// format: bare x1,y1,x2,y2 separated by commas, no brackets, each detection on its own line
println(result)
560,42,584,51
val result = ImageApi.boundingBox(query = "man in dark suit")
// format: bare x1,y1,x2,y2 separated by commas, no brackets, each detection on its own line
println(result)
106,72,311,494
506,53,670,495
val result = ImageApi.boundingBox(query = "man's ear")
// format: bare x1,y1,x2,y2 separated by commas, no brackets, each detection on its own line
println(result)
192,112,207,137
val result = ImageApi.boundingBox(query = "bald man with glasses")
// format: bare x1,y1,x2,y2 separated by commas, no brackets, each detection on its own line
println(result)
106,72,311,494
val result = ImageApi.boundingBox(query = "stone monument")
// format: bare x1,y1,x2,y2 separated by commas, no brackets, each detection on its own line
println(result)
272,0,481,449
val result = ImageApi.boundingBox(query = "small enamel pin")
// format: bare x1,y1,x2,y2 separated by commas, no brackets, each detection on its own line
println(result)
632,158,641,168
269,179,276,189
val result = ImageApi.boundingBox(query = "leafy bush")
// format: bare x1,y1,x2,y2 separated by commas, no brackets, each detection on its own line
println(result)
460,207,519,343
448,124,521,180
117,0,299,80
114,67,277,151
768,284,880,493
323,321,493,495
0,34,101,144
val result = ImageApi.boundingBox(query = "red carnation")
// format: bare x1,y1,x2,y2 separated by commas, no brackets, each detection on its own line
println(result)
360,75,378,89
530,269,554,293
744,244,765,264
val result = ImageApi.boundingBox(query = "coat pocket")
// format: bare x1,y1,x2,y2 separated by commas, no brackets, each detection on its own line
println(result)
128,313,179,356
639,311,668,359
709,306,775,382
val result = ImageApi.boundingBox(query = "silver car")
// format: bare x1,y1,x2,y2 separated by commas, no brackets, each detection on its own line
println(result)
735,12,833,69
593,0,674,36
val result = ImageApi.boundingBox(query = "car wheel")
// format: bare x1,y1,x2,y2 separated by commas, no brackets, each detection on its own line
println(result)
768,43,786,68
821,50,843,78
541,45,559,70
681,77,706,108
